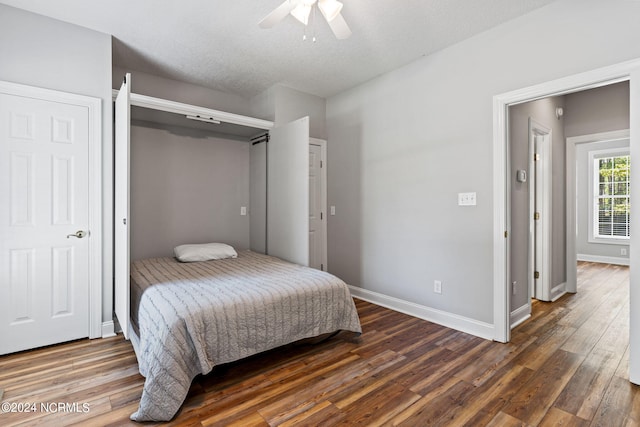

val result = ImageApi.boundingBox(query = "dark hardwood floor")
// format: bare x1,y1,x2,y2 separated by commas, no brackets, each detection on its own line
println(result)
0,262,637,426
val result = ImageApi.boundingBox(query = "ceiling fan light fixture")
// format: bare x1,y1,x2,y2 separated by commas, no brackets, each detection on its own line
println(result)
259,0,351,39
291,4,312,25
318,0,343,22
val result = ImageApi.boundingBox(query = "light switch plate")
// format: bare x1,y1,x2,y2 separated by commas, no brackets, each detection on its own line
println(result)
458,192,476,206
240,206,247,216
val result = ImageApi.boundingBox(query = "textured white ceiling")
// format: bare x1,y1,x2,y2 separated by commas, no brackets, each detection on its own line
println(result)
1,0,557,98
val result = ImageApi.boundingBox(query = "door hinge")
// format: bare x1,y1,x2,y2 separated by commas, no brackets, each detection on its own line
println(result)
534,212,540,220
534,153,540,161
534,271,540,279
320,160,323,168
321,212,323,220
321,263,324,271
504,230,508,238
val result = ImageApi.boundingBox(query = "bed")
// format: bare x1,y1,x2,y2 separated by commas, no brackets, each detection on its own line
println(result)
126,249,362,422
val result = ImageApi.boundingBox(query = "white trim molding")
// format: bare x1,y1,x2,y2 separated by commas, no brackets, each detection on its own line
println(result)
577,254,630,266
102,321,116,338
349,286,494,341
510,304,531,329
550,282,567,302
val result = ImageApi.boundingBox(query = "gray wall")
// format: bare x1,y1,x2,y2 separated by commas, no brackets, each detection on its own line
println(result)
275,85,326,140
326,0,640,325
130,122,250,260
509,96,566,311
565,82,630,138
251,84,327,139
566,82,630,262
113,67,254,117
249,141,267,254
0,4,114,325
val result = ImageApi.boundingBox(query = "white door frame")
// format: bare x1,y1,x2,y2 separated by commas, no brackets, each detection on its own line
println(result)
310,138,328,271
566,130,631,293
529,119,553,302
0,80,103,339
492,60,640,369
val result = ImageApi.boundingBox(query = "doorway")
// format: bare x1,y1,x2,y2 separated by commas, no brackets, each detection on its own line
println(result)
493,60,640,384
508,98,564,328
309,138,328,271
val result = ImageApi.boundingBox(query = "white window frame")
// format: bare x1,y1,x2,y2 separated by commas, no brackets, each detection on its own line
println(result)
588,147,630,245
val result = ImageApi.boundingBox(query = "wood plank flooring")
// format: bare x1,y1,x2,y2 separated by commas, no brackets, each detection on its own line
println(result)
0,262,637,426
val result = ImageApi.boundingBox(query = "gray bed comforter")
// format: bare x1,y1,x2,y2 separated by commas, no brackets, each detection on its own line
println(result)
129,250,362,422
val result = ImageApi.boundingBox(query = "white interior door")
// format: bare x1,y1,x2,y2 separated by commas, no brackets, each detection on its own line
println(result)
309,140,327,271
267,116,309,266
0,89,91,354
114,74,131,339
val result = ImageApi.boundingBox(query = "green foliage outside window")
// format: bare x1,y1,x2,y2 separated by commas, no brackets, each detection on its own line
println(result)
597,155,630,238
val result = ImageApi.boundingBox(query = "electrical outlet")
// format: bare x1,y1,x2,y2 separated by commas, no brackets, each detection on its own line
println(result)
512,281,517,295
330,206,336,216
240,206,247,216
621,248,628,256
434,280,442,294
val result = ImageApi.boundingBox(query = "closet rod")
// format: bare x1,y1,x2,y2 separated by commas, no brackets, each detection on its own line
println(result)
251,132,270,145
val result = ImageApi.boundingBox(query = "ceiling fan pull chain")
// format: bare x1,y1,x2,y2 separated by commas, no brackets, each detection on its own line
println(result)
312,5,317,42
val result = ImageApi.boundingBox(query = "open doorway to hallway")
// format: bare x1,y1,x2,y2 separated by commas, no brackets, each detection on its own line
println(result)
508,81,630,329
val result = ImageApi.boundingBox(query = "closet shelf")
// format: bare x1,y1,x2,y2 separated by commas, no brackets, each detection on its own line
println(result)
112,88,273,136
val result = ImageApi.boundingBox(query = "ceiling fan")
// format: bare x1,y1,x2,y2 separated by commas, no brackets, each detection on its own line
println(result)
259,0,352,40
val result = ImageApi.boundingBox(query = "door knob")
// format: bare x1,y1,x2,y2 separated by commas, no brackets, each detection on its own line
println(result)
66,230,88,239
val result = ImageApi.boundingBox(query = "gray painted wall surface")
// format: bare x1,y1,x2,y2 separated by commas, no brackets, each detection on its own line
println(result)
566,82,630,262
130,122,250,260
326,0,640,325
0,4,114,324
565,82,630,139
275,85,327,140
113,66,253,117
250,142,267,254
251,84,327,139
509,96,565,311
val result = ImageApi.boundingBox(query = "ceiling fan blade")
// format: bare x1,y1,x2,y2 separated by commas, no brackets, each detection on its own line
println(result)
327,13,351,39
259,1,297,29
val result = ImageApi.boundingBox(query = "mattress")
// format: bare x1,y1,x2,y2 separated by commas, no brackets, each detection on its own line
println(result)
128,250,362,422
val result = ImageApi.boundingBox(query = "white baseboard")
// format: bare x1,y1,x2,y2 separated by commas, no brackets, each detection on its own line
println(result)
510,304,530,329
577,254,629,266
102,321,116,338
551,282,567,302
348,285,494,340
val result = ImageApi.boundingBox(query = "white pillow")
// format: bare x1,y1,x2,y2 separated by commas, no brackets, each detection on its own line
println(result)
174,243,238,262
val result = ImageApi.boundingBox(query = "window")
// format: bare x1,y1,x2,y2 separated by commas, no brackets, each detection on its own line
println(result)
589,149,630,242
